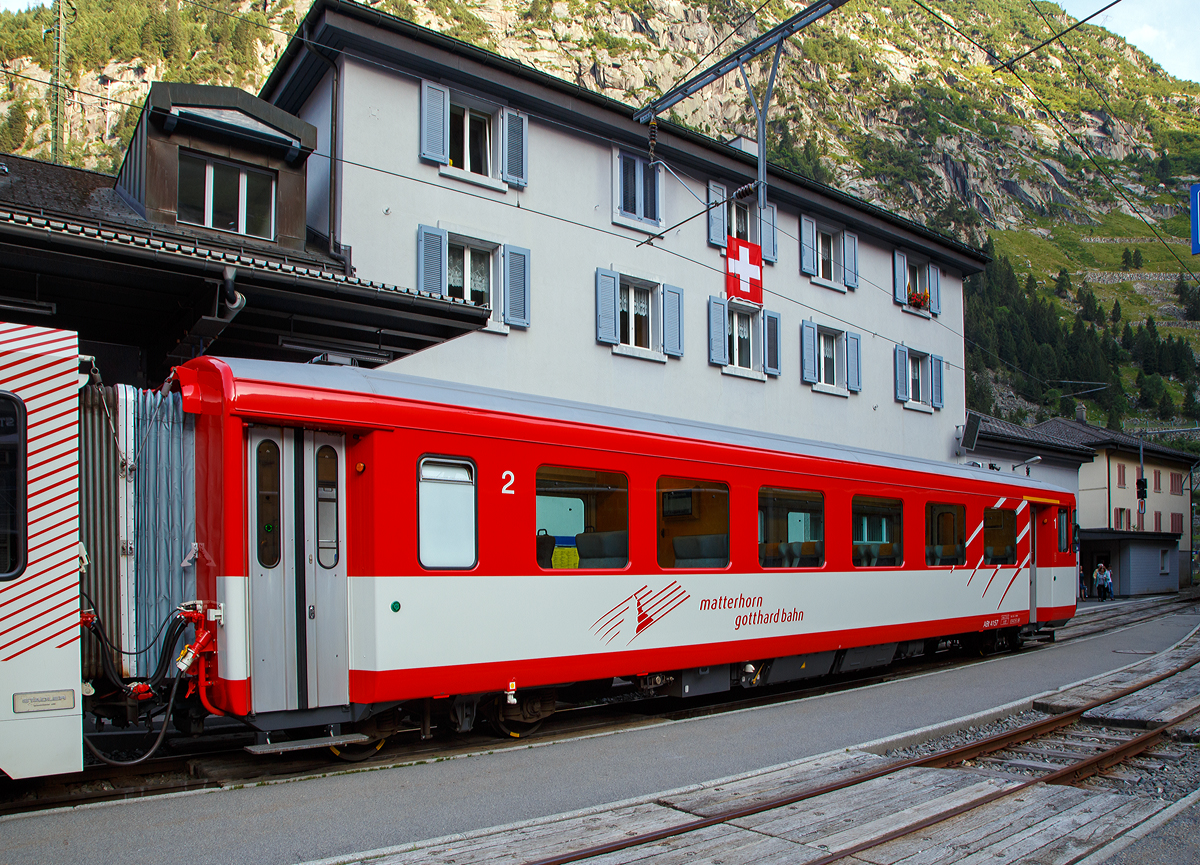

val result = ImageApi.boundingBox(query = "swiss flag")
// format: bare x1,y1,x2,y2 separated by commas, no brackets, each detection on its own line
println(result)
726,237,763,305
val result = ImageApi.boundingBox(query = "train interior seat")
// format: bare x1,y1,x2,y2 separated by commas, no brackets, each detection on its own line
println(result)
536,530,556,568
575,530,628,568
873,543,900,566
795,540,822,567
673,533,729,568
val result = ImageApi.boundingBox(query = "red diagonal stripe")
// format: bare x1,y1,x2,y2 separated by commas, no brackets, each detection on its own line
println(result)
2,617,80,661
0,593,79,641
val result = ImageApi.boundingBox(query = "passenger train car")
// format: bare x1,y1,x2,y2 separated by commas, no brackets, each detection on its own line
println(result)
1,323,1077,778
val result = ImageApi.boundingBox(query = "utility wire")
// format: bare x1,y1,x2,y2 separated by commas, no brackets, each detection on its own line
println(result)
999,0,1124,70
907,0,1200,290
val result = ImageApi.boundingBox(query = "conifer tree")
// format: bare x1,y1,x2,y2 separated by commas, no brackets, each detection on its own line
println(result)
1133,249,1144,269
1111,298,1121,325
1122,248,1133,270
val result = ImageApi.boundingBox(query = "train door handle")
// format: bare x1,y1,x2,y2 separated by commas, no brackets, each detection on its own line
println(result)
308,605,315,620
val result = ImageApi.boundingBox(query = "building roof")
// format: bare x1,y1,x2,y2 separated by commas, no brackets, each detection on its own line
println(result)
0,152,488,381
974,413,1096,460
1036,416,1200,466
261,0,989,274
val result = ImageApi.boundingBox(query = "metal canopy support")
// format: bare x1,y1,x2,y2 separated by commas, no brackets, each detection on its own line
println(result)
739,40,784,211
632,0,848,124
633,0,849,213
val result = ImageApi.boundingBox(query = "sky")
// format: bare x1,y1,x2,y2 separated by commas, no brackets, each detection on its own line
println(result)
0,0,1195,84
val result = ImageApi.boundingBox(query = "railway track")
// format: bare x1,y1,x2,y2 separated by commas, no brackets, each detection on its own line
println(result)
1,595,1192,819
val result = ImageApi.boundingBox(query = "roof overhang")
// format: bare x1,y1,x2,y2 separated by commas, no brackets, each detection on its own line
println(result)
1078,529,1181,543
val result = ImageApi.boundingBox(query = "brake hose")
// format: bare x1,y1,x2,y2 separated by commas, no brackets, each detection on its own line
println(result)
82,670,184,767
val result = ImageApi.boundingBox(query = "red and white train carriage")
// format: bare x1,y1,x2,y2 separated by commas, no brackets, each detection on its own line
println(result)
1,328,1077,778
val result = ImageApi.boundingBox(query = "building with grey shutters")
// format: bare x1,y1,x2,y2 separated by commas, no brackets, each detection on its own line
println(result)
261,0,988,460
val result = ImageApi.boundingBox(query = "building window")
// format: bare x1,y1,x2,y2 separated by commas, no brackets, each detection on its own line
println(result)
0,392,26,581
1154,469,1162,493
910,354,925,405
801,215,859,289
1117,463,1126,488
818,227,837,281
727,198,749,241
852,496,902,567
449,104,491,176
1114,507,1131,530
1171,472,1184,495
620,279,652,349
1161,549,1171,573
819,331,839,386
1136,509,1145,531
728,308,754,369
448,242,492,307
177,152,274,240
616,151,659,226
1154,510,1162,532
1172,512,1184,534
895,346,942,409
759,487,824,568
536,466,628,570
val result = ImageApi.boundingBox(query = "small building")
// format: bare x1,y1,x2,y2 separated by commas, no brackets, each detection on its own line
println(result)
956,411,1095,501
1037,412,1198,595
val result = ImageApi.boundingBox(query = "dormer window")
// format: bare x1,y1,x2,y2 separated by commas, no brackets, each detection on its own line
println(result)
177,152,275,240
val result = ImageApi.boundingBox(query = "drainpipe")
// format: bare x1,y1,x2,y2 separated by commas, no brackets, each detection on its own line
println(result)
304,23,351,277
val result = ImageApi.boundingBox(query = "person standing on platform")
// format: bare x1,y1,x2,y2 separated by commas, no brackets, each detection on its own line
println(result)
1093,562,1109,601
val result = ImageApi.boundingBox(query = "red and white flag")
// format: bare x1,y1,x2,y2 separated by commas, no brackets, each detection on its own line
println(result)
725,237,763,305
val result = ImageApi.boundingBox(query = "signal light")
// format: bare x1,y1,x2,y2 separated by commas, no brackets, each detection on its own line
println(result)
1136,478,1148,499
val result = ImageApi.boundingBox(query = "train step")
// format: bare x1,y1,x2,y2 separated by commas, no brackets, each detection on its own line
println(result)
244,733,371,755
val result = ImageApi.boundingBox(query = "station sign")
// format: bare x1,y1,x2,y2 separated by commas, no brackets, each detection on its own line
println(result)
726,236,763,305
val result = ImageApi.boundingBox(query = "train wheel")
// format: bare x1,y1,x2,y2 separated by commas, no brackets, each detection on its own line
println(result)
329,737,387,762
493,716,544,739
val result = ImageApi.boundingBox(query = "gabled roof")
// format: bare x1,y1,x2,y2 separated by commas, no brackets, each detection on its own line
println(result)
974,413,1095,460
1036,417,1200,466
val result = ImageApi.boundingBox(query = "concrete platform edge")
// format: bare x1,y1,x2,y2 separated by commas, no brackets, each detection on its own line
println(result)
1072,786,1200,865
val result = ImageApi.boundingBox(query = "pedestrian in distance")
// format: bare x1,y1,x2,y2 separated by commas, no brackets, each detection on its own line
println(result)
1093,562,1110,602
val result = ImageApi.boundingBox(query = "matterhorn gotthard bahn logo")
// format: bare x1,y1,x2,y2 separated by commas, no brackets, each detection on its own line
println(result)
591,582,689,645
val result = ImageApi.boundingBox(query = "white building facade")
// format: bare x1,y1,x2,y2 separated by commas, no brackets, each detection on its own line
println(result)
262,1,987,460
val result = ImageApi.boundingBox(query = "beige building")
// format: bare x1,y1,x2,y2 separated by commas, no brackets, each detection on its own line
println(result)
1038,414,1197,594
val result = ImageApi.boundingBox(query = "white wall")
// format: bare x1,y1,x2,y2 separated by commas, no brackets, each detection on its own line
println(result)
311,57,970,462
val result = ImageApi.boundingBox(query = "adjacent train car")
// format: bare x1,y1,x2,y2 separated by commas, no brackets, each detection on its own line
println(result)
1,336,1077,778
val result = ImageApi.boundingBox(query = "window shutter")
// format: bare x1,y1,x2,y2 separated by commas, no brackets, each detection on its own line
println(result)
846,331,862,392
416,224,448,296
800,215,817,276
595,268,619,345
501,109,528,188
928,263,941,315
842,232,859,289
708,181,727,247
708,296,728,366
663,284,684,357
761,204,778,263
800,320,818,384
893,250,907,304
503,245,531,327
763,309,781,376
931,354,944,408
894,345,909,402
420,81,450,165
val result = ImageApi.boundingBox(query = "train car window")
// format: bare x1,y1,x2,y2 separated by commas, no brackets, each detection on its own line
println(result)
315,445,340,569
658,478,729,569
925,503,966,566
0,392,26,581
984,508,1017,565
256,439,282,569
1058,506,1070,553
759,488,824,568
851,496,902,567
535,467,628,569
419,458,477,569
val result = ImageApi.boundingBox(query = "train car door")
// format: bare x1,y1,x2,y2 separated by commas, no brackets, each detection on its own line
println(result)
248,429,348,714
1028,506,1039,624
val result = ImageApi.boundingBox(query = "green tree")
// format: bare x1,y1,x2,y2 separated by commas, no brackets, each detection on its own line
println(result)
0,98,28,153
1133,248,1144,269
1054,268,1072,297
1158,390,1175,420
1185,385,1200,421
1111,298,1121,325
1122,247,1133,270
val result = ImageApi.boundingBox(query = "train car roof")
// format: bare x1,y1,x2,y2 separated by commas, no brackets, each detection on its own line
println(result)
216,357,1071,498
